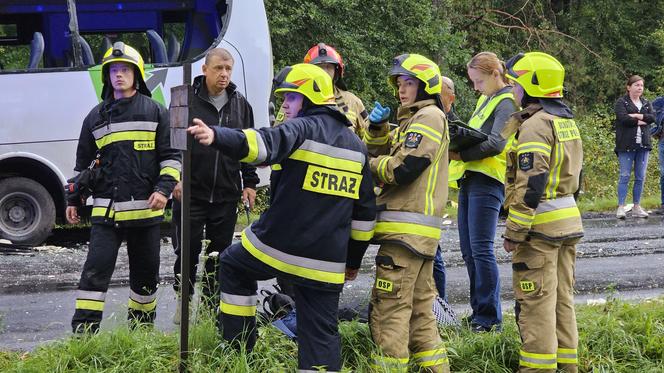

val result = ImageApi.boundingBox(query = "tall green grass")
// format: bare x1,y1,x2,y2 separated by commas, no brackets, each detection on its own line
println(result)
1,297,662,372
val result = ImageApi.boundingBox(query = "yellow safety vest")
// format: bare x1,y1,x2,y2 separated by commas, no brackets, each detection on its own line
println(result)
449,92,515,186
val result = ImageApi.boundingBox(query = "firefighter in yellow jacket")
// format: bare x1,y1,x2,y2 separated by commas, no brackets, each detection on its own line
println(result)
364,53,450,372
275,43,369,137
502,52,583,372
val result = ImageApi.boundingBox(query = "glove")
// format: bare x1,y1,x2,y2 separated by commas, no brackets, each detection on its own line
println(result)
368,101,391,123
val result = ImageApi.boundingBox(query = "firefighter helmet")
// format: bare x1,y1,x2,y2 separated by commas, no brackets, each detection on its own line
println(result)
101,42,150,97
505,52,564,98
303,43,345,78
388,53,442,96
273,63,335,106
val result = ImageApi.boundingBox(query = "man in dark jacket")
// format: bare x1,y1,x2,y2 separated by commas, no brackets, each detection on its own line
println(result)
171,48,259,317
188,63,376,372
66,42,181,333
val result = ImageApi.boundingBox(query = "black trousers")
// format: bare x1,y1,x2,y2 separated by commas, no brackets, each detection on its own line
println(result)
172,198,237,305
218,242,342,372
72,224,160,333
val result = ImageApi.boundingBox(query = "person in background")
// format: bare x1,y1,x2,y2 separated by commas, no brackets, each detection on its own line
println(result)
448,52,518,333
614,75,656,219
171,48,259,322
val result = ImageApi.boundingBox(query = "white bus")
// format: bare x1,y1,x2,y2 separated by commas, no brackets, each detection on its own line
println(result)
0,0,273,245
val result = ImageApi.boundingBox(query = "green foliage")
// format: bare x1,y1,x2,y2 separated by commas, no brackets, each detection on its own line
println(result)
1,298,662,372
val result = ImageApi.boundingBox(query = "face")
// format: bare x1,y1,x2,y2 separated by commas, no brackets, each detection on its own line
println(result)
203,55,233,94
316,62,337,80
108,62,135,93
468,67,500,96
397,75,419,106
512,81,525,105
627,79,644,97
440,81,455,113
281,92,305,119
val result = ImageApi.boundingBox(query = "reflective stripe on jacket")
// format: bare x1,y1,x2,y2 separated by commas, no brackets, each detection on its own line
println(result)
74,92,181,226
211,105,376,290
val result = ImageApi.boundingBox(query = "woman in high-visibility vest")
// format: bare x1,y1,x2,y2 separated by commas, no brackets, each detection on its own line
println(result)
448,52,518,332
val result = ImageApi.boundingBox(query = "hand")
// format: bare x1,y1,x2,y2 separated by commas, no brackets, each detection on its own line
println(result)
148,192,168,211
503,239,518,253
173,182,182,201
637,120,647,126
628,113,644,120
368,101,391,123
187,118,215,146
66,206,80,225
345,267,359,281
449,151,462,161
242,187,257,210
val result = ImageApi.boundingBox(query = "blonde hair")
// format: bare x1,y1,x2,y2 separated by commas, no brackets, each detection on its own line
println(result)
467,52,509,84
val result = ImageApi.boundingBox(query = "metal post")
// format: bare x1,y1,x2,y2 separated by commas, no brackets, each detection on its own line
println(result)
170,63,193,373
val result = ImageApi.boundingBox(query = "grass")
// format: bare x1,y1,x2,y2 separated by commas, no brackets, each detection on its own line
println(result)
578,195,662,213
1,297,662,372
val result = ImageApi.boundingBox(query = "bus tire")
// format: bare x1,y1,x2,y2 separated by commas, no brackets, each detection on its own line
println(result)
0,177,56,246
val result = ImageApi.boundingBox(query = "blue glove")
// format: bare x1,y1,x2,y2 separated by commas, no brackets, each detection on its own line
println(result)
369,101,391,123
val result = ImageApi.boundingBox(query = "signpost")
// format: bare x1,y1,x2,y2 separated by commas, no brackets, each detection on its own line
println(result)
169,63,193,373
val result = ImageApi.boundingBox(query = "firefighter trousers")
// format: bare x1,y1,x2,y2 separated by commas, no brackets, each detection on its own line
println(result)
172,198,237,307
217,242,342,372
512,236,581,372
369,243,450,373
72,224,160,333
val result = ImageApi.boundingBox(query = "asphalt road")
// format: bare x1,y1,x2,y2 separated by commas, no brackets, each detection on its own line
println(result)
1,216,664,351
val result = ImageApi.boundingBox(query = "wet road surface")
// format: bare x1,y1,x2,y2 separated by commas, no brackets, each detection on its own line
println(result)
1,216,663,351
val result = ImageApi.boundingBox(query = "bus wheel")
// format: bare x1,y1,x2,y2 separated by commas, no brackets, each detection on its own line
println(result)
0,177,56,246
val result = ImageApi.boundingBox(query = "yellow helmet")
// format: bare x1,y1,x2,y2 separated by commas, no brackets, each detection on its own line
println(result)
101,42,150,97
273,63,335,106
388,53,442,96
505,52,564,98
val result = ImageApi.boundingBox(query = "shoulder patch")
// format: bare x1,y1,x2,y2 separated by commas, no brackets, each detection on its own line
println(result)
519,152,534,171
404,132,423,148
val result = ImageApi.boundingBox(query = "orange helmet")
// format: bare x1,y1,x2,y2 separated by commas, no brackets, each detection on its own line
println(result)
303,43,345,78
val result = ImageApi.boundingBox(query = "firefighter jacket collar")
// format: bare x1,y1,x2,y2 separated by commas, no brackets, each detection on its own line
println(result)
302,103,353,128
396,99,437,120
539,98,574,119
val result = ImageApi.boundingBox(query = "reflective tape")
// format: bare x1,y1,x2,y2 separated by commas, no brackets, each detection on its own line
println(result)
160,166,181,181
290,140,364,173
519,350,557,369
407,123,443,144
364,133,390,145
241,129,268,164
128,289,157,312
76,290,106,301
76,299,104,312
412,347,449,367
219,292,257,317
533,206,580,225
95,131,156,149
92,121,158,139
535,196,576,213
370,354,409,372
557,347,579,364
377,156,391,183
160,160,182,172
517,141,552,156
508,209,534,227
242,228,345,284
350,219,376,241
377,211,444,228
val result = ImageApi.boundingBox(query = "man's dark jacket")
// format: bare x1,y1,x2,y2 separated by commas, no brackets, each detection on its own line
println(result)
190,76,259,202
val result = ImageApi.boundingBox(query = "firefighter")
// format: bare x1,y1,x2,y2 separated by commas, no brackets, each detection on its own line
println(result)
66,42,181,333
275,43,368,137
187,63,376,372
363,53,450,372
502,52,583,372
448,52,518,332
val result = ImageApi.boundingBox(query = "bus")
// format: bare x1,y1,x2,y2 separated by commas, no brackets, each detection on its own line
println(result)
0,0,273,245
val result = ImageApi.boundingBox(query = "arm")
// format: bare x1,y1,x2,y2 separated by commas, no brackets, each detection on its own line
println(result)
67,115,97,223
504,120,554,243
154,105,182,197
615,98,638,127
363,119,393,157
460,99,516,161
369,117,444,185
239,100,260,191
346,154,377,277
642,100,656,124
